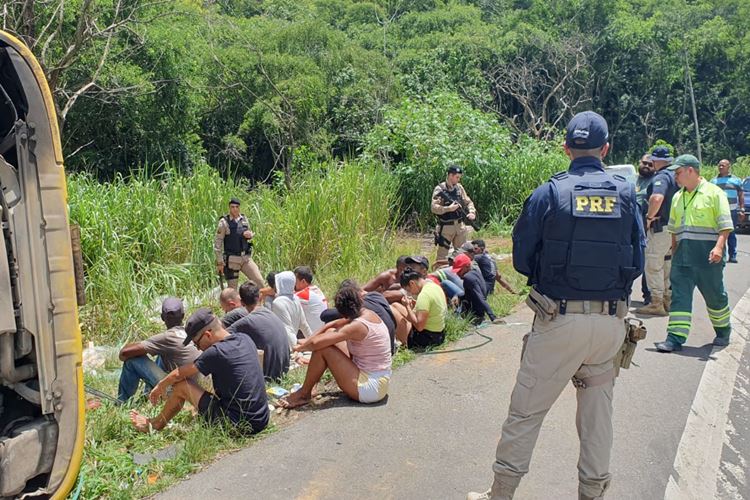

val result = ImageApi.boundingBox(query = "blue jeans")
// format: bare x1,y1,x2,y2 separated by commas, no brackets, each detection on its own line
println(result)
440,280,464,300
117,356,167,402
728,210,738,258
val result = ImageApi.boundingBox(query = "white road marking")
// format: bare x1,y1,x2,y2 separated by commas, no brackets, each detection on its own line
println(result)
664,289,750,500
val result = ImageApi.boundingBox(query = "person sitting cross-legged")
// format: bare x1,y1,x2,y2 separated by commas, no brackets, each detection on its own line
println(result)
129,308,269,434
278,283,392,409
117,297,199,403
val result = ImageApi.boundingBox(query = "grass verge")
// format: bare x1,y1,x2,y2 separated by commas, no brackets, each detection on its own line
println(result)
76,235,526,498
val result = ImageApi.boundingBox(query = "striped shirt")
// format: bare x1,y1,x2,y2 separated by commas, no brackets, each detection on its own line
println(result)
710,174,742,210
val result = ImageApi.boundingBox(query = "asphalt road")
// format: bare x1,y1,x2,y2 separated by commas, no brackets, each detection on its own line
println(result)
160,235,750,500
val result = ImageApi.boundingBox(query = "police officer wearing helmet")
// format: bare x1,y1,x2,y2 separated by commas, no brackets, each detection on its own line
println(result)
214,198,264,289
431,165,476,262
468,112,645,500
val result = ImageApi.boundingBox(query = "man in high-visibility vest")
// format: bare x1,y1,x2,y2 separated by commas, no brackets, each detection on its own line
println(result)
655,154,734,353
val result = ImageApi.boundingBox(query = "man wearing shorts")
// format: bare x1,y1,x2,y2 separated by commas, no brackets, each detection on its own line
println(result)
129,308,269,434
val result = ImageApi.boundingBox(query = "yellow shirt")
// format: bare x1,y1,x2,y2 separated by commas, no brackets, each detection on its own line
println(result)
415,280,447,332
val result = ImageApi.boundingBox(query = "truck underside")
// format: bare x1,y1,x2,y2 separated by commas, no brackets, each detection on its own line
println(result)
0,34,83,499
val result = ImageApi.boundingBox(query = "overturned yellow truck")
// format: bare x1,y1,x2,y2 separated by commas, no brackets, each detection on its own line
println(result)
0,32,84,498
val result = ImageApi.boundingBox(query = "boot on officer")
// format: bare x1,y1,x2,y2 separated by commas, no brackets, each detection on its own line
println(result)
214,197,264,290
467,111,645,500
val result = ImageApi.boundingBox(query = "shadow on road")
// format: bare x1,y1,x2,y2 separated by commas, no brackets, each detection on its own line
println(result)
645,343,716,361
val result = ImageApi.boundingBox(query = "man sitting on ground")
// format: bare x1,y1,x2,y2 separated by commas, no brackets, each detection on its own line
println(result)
472,239,517,295
219,288,248,328
294,265,328,333
453,254,501,324
260,271,277,309
471,239,496,296
117,297,199,403
279,283,392,409
230,282,291,381
391,268,447,348
129,308,269,434
363,255,409,293
272,271,312,347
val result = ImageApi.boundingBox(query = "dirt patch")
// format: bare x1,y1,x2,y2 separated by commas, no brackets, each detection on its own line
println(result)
396,231,512,262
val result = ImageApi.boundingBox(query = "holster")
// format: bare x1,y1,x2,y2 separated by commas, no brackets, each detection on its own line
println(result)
614,318,648,376
525,287,558,322
226,254,244,271
652,219,664,233
433,225,451,249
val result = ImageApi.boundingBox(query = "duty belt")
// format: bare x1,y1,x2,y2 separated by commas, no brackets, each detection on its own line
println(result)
225,251,249,257
555,299,626,316
438,220,457,225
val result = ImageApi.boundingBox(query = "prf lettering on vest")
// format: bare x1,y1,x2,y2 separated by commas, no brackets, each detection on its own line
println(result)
575,195,617,213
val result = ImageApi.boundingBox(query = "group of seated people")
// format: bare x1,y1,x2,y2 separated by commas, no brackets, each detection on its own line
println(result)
122,243,511,432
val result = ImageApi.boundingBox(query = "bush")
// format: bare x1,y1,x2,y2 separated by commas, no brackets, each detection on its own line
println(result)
364,92,569,227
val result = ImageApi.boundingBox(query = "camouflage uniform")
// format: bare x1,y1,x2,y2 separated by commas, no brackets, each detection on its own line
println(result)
214,214,263,289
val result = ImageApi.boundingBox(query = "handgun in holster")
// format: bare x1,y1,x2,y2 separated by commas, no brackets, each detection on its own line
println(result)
614,317,648,376
525,287,558,322
433,225,451,249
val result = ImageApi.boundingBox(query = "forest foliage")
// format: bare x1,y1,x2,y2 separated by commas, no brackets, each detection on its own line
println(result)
5,0,750,185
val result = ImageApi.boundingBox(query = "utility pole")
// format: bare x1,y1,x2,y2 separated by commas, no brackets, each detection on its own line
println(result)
684,50,702,163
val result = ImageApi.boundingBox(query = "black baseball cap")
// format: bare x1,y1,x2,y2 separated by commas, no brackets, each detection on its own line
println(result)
405,255,429,269
565,111,609,149
161,297,184,316
183,307,216,345
446,165,463,174
229,197,241,206
649,146,674,163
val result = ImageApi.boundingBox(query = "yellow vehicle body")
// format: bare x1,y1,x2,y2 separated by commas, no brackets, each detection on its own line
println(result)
0,31,84,498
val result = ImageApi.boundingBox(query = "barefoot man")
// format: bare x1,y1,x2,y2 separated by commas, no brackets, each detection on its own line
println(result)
129,308,269,434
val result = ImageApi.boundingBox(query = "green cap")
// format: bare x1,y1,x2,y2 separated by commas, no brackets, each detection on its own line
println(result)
667,154,700,171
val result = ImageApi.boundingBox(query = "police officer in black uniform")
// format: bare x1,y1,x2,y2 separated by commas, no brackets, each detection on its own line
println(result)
214,198,263,289
468,111,645,500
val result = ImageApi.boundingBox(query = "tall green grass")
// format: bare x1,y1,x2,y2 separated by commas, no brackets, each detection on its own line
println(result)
68,160,401,344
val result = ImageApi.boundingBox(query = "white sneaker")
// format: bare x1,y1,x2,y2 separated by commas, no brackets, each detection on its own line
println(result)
467,490,491,500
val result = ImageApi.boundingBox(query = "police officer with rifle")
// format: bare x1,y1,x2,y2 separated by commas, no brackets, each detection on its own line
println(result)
467,111,646,500
214,197,264,290
431,165,477,263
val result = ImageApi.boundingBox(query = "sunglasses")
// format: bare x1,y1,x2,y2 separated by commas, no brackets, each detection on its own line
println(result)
640,161,653,166
192,330,208,347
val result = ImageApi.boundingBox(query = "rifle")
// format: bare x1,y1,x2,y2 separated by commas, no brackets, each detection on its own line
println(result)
435,186,478,230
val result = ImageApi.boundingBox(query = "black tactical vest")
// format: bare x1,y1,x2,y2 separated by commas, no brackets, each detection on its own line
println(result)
222,214,250,255
535,170,637,301
436,182,462,222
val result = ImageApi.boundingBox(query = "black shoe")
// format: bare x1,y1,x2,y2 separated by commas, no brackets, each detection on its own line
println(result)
728,257,738,263
655,340,682,352
712,336,730,346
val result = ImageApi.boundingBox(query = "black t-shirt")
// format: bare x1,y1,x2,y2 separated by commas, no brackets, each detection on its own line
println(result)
473,252,496,295
646,169,678,224
228,308,290,381
194,334,269,425
462,269,495,323
221,307,248,328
